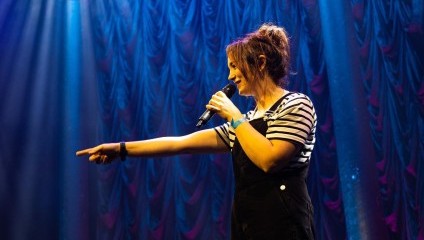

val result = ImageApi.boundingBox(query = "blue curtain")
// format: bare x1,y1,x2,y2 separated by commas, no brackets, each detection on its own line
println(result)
0,0,423,239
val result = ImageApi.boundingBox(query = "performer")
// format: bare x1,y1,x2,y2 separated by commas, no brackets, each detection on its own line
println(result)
77,23,317,240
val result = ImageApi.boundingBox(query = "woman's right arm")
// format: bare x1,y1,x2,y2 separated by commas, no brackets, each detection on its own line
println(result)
76,128,229,163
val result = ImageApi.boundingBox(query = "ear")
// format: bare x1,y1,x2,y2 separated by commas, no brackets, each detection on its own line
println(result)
258,55,266,71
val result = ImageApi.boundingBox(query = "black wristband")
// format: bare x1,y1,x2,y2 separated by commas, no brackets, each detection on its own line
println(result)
120,142,127,161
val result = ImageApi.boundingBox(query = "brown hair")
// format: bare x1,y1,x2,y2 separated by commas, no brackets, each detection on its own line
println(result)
226,23,290,87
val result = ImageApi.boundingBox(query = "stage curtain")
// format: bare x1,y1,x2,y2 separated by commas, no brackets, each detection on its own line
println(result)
0,0,422,239
351,0,424,239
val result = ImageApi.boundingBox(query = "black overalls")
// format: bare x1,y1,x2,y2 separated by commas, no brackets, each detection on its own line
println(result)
230,96,315,240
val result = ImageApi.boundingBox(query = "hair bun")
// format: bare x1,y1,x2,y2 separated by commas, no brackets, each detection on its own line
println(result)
258,24,288,49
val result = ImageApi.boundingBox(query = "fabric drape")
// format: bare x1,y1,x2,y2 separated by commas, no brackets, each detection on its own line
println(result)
0,0,422,239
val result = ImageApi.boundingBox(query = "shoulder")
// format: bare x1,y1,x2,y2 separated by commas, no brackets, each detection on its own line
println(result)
273,92,315,114
284,92,313,107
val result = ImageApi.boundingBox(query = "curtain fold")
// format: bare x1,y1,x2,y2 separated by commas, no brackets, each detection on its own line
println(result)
352,0,424,239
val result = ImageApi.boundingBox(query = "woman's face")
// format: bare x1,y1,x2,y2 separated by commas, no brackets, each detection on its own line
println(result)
227,56,253,96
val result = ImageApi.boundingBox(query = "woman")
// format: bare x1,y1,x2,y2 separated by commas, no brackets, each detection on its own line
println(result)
77,23,317,239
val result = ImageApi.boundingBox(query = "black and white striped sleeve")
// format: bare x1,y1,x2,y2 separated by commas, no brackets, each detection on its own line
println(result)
266,95,316,145
214,122,232,150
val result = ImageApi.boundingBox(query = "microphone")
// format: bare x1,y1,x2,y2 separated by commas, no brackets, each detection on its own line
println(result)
196,84,237,128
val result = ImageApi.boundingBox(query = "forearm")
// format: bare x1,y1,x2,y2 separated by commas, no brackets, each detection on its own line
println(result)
125,129,228,157
225,113,286,172
234,123,274,170
233,122,294,172
125,137,185,157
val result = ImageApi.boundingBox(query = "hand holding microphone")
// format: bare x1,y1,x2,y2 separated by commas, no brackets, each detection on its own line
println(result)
196,84,241,128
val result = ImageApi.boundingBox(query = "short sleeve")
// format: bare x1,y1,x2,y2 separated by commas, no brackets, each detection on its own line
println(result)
266,95,316,145
214,122,232,150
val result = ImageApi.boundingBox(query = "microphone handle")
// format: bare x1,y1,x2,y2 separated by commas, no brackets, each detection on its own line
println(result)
196,110,213,127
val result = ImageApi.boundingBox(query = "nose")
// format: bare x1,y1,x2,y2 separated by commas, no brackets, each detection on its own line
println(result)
228,71,235,81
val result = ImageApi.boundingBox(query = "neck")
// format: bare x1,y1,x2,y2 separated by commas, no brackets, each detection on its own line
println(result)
254,86,285,111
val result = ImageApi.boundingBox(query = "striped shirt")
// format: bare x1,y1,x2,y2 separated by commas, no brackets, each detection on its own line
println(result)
214,92,317,169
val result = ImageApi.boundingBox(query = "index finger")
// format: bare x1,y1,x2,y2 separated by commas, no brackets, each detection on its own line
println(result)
212,91,227,100
76,148,92,156
215,91,226,97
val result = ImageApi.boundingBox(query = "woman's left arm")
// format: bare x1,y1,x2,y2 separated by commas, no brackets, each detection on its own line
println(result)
207,91,301,173
232,123,300,172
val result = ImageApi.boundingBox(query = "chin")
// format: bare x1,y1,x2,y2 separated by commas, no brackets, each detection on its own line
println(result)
237,87,245,96
237,86,251,96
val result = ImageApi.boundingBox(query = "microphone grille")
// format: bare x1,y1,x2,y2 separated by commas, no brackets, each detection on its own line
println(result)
222,84,236,98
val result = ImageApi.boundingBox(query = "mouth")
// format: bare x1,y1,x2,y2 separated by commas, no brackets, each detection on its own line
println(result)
234,80,242,85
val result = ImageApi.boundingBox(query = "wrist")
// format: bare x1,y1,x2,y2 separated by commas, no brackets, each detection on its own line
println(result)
119,142,127,161
230,117,247,129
